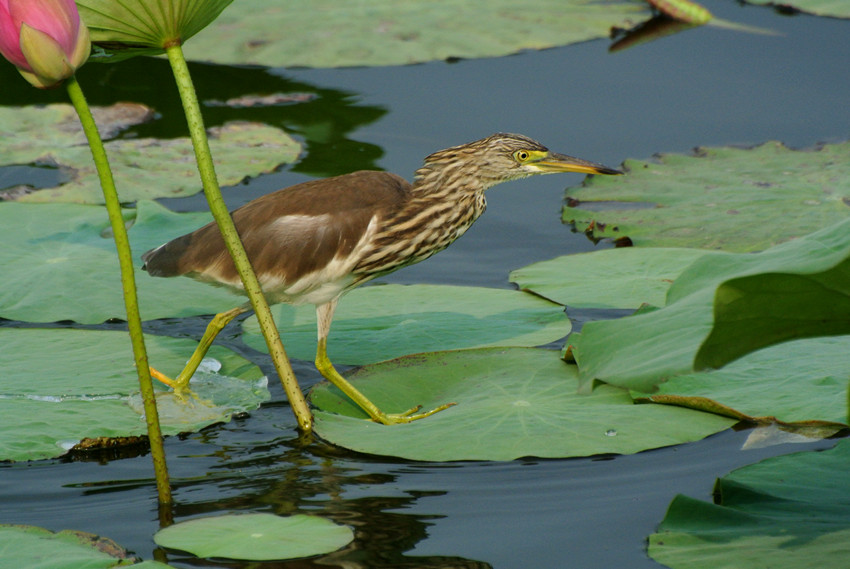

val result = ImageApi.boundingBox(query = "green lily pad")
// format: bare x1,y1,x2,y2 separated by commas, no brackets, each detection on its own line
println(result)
0,104,300,203
153,513,353,561
179,0,645,68
649,438,850,569
0,524,178,569
243,284,571,365
563,140,850,252
0,103,151,151
510,247,711,309
572,217,850,393
746,0,850,18
642,335,850,424
0,524,159,569
0,327,267,462
0,200,240,323
311,348,734,461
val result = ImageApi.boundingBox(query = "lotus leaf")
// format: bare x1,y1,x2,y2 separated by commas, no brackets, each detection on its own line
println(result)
153,513,353,560
0,200,239,323
572,217,850,393
642,335,850,424
510,247,712,309
78,0,233,56
242,284,571,365
563,140,850,252
0,328,267,462
0,524,179,568
0,104,299,203
311,348,733,461
180,0,645,68
649,438,850,569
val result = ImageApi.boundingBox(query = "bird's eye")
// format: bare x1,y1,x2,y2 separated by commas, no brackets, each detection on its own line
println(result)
514,150,531,162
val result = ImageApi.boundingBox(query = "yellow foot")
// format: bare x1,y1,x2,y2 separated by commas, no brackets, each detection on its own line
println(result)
373,402,457,425
149,366,193,401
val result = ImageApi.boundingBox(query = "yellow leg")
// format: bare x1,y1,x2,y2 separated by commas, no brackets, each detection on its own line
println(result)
314,301,455,424
150,305,250,397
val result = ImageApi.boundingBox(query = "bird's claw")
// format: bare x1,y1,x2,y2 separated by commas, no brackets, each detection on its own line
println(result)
148,366,194,402
373,402,457,425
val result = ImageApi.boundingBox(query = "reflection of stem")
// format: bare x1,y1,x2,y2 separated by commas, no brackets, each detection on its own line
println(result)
164,44,313,432
65,76,172,505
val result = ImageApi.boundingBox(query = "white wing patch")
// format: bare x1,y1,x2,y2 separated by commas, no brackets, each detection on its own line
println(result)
263,214,380,306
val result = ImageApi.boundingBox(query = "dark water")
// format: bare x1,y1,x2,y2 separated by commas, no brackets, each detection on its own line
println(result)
1,1,849,567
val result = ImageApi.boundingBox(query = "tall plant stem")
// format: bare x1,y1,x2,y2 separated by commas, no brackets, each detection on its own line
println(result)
164,43,313,432
65,76,172,506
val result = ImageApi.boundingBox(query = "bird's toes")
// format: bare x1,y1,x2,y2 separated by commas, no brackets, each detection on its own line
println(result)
375,401,457,425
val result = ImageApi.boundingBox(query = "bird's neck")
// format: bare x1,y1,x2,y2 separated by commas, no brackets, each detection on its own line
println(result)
411,160,492,197
397,161,488,237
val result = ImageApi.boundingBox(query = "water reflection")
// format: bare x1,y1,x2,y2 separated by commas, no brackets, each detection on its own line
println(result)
152,422,492,568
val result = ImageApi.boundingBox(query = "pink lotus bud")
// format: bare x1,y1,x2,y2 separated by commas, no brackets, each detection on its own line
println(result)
0,0,90,88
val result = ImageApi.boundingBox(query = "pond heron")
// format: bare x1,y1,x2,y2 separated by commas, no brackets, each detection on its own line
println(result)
142,133,622,424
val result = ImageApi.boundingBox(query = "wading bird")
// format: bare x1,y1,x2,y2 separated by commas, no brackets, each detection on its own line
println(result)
142,133,621,424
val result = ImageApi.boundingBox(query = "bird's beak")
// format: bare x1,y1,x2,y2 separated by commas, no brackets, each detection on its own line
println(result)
533,152,623,176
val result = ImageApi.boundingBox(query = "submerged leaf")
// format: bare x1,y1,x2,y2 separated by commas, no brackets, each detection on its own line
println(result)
129,369,270,426
563,140,850,251
153,513,353,560
740,422,847,450
649,439,850,569
243,284,571,365
311,348,733,461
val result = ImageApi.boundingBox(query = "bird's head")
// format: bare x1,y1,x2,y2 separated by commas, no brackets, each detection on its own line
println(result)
416,133,622,190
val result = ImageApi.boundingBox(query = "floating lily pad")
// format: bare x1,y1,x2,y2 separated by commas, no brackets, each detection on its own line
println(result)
0,327,267,462
0,524,178,568
0,200,240,323
178,0,645,68
311,348,733,461
746,0,850,18
153,513,353,561
0,103,151,153
0,104,300,203
510,247,711,309
649,438,850,569
571,217,850,393
243,284,570,365
563,140,850,251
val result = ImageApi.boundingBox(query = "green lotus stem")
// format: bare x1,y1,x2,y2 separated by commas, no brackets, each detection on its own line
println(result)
65,75,172,505
164,43,313,432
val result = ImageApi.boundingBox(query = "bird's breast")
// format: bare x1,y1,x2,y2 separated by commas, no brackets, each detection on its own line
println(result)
353,192,486,277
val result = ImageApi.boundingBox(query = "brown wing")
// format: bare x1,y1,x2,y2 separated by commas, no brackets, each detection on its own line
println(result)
142,171,412,290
